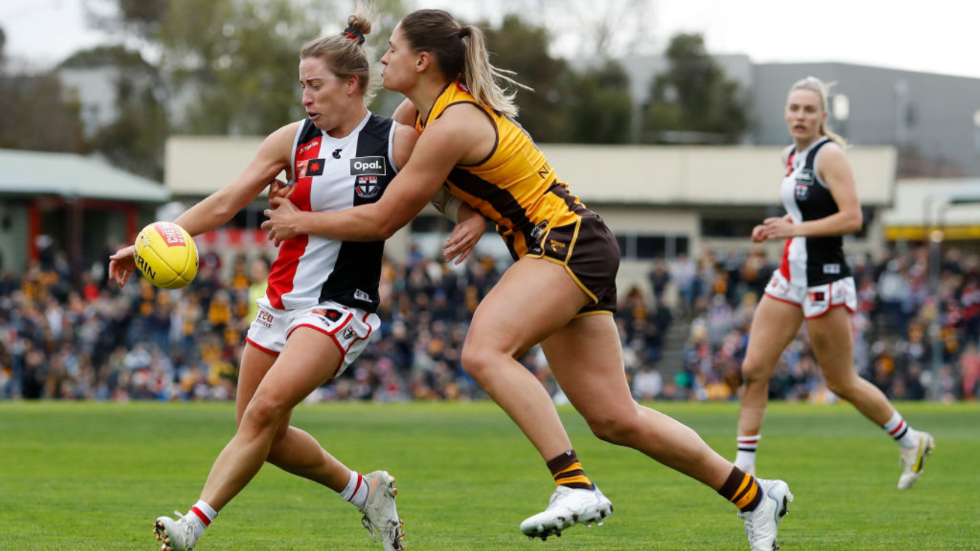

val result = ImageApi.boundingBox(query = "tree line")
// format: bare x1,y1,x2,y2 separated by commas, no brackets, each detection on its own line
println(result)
0,0,750,180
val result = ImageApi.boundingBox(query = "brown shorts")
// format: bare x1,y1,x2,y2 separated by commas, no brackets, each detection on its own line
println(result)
525,214,620,316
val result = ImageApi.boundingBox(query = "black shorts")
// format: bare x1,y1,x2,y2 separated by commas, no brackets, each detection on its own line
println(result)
525,214,620,316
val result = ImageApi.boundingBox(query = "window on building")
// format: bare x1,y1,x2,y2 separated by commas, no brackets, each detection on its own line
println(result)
227,209,250,228
636,236,667,259
409,214,454,233
615,235,628,256
615,234,688,260
700,218,759,238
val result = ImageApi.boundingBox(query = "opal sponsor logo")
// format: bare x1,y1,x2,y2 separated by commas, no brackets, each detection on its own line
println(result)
350,156,386,176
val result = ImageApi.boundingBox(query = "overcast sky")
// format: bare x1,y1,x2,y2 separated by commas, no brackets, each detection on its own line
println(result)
1,0,977,79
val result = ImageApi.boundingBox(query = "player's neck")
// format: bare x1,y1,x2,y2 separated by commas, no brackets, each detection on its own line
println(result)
793,134,822,152
325,105,368,139
406,78,452,127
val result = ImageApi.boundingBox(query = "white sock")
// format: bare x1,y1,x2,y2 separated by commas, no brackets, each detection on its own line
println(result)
340,471,368,509
184,500,217,539
735,434,761,472
881,411,918,450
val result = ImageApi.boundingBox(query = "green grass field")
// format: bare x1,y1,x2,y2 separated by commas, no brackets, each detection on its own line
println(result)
0,401,977,550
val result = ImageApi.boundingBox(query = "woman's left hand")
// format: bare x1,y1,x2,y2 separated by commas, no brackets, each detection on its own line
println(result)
268,178,295,202
443,215,485,265
108,245,137,287
262,196,304,246
761,216,797,240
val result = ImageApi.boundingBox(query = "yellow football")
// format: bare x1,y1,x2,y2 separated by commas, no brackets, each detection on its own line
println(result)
133,222,199,289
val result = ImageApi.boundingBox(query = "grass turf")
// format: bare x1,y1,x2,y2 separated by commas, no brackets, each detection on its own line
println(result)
0,401,976,550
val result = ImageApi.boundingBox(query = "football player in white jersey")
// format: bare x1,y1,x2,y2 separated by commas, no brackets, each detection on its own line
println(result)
735,76,934,490
108,6,485,551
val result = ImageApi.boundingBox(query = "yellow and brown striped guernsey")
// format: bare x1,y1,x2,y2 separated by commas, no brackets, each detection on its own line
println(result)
416,81,590,260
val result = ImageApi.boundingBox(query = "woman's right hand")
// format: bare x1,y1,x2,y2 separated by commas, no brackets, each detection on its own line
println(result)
751,224,768,243
443,214,485,265
108,245,137,287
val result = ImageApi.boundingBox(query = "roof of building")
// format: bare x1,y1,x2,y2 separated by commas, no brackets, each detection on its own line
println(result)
0,148,170,203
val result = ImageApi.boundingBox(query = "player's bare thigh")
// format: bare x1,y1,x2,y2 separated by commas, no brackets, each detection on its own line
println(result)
806,306,856,382
237,330,343,437
237,343,279,425
540,314,633,420
464,256,591,359
245,327,345,418
742,295,805,380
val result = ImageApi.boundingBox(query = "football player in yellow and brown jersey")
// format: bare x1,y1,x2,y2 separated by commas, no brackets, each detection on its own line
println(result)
414,81,587,258
407,78,619,316
263,8,792,550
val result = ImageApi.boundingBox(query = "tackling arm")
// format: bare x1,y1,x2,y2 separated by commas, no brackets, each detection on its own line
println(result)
266,110,487,242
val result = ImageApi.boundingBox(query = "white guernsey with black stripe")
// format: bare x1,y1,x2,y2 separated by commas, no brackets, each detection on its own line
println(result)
777,137,851,287
266,113,398,314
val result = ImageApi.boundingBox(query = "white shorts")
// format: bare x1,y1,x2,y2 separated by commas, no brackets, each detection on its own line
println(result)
764,271,857,319
245,296,380,378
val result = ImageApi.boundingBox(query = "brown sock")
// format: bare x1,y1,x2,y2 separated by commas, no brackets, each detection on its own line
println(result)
546,449,594,490
718,466,763,512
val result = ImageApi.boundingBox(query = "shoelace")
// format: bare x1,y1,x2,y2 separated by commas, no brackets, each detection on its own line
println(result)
740,502,770,543
169,511,198,544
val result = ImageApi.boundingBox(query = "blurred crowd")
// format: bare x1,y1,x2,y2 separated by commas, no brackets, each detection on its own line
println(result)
660,246,980,404
1,240,978,404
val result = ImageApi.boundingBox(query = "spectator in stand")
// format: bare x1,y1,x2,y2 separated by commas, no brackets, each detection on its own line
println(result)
878,259,911,333
960,344,980,400
648,259,670,302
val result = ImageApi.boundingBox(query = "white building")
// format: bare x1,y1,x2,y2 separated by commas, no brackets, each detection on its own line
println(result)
164,137,897,294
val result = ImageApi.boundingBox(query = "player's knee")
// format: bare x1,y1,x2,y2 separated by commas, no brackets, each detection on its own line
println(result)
460,344,495,381
740,359,768,385
241,395,288,435
824,373,857,397
586,410,641,446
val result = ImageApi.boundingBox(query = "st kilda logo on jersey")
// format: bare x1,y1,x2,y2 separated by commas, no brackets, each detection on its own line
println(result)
350,156,386,198
794,168,814,200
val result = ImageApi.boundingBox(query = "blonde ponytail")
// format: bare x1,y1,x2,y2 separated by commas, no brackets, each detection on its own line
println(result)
458,25,530,117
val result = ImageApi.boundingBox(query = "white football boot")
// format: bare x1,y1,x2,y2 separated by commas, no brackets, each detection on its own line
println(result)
898,431,935,490
358,471,405,551
738,479,792,551
153,512,200,551
520,485,613,540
